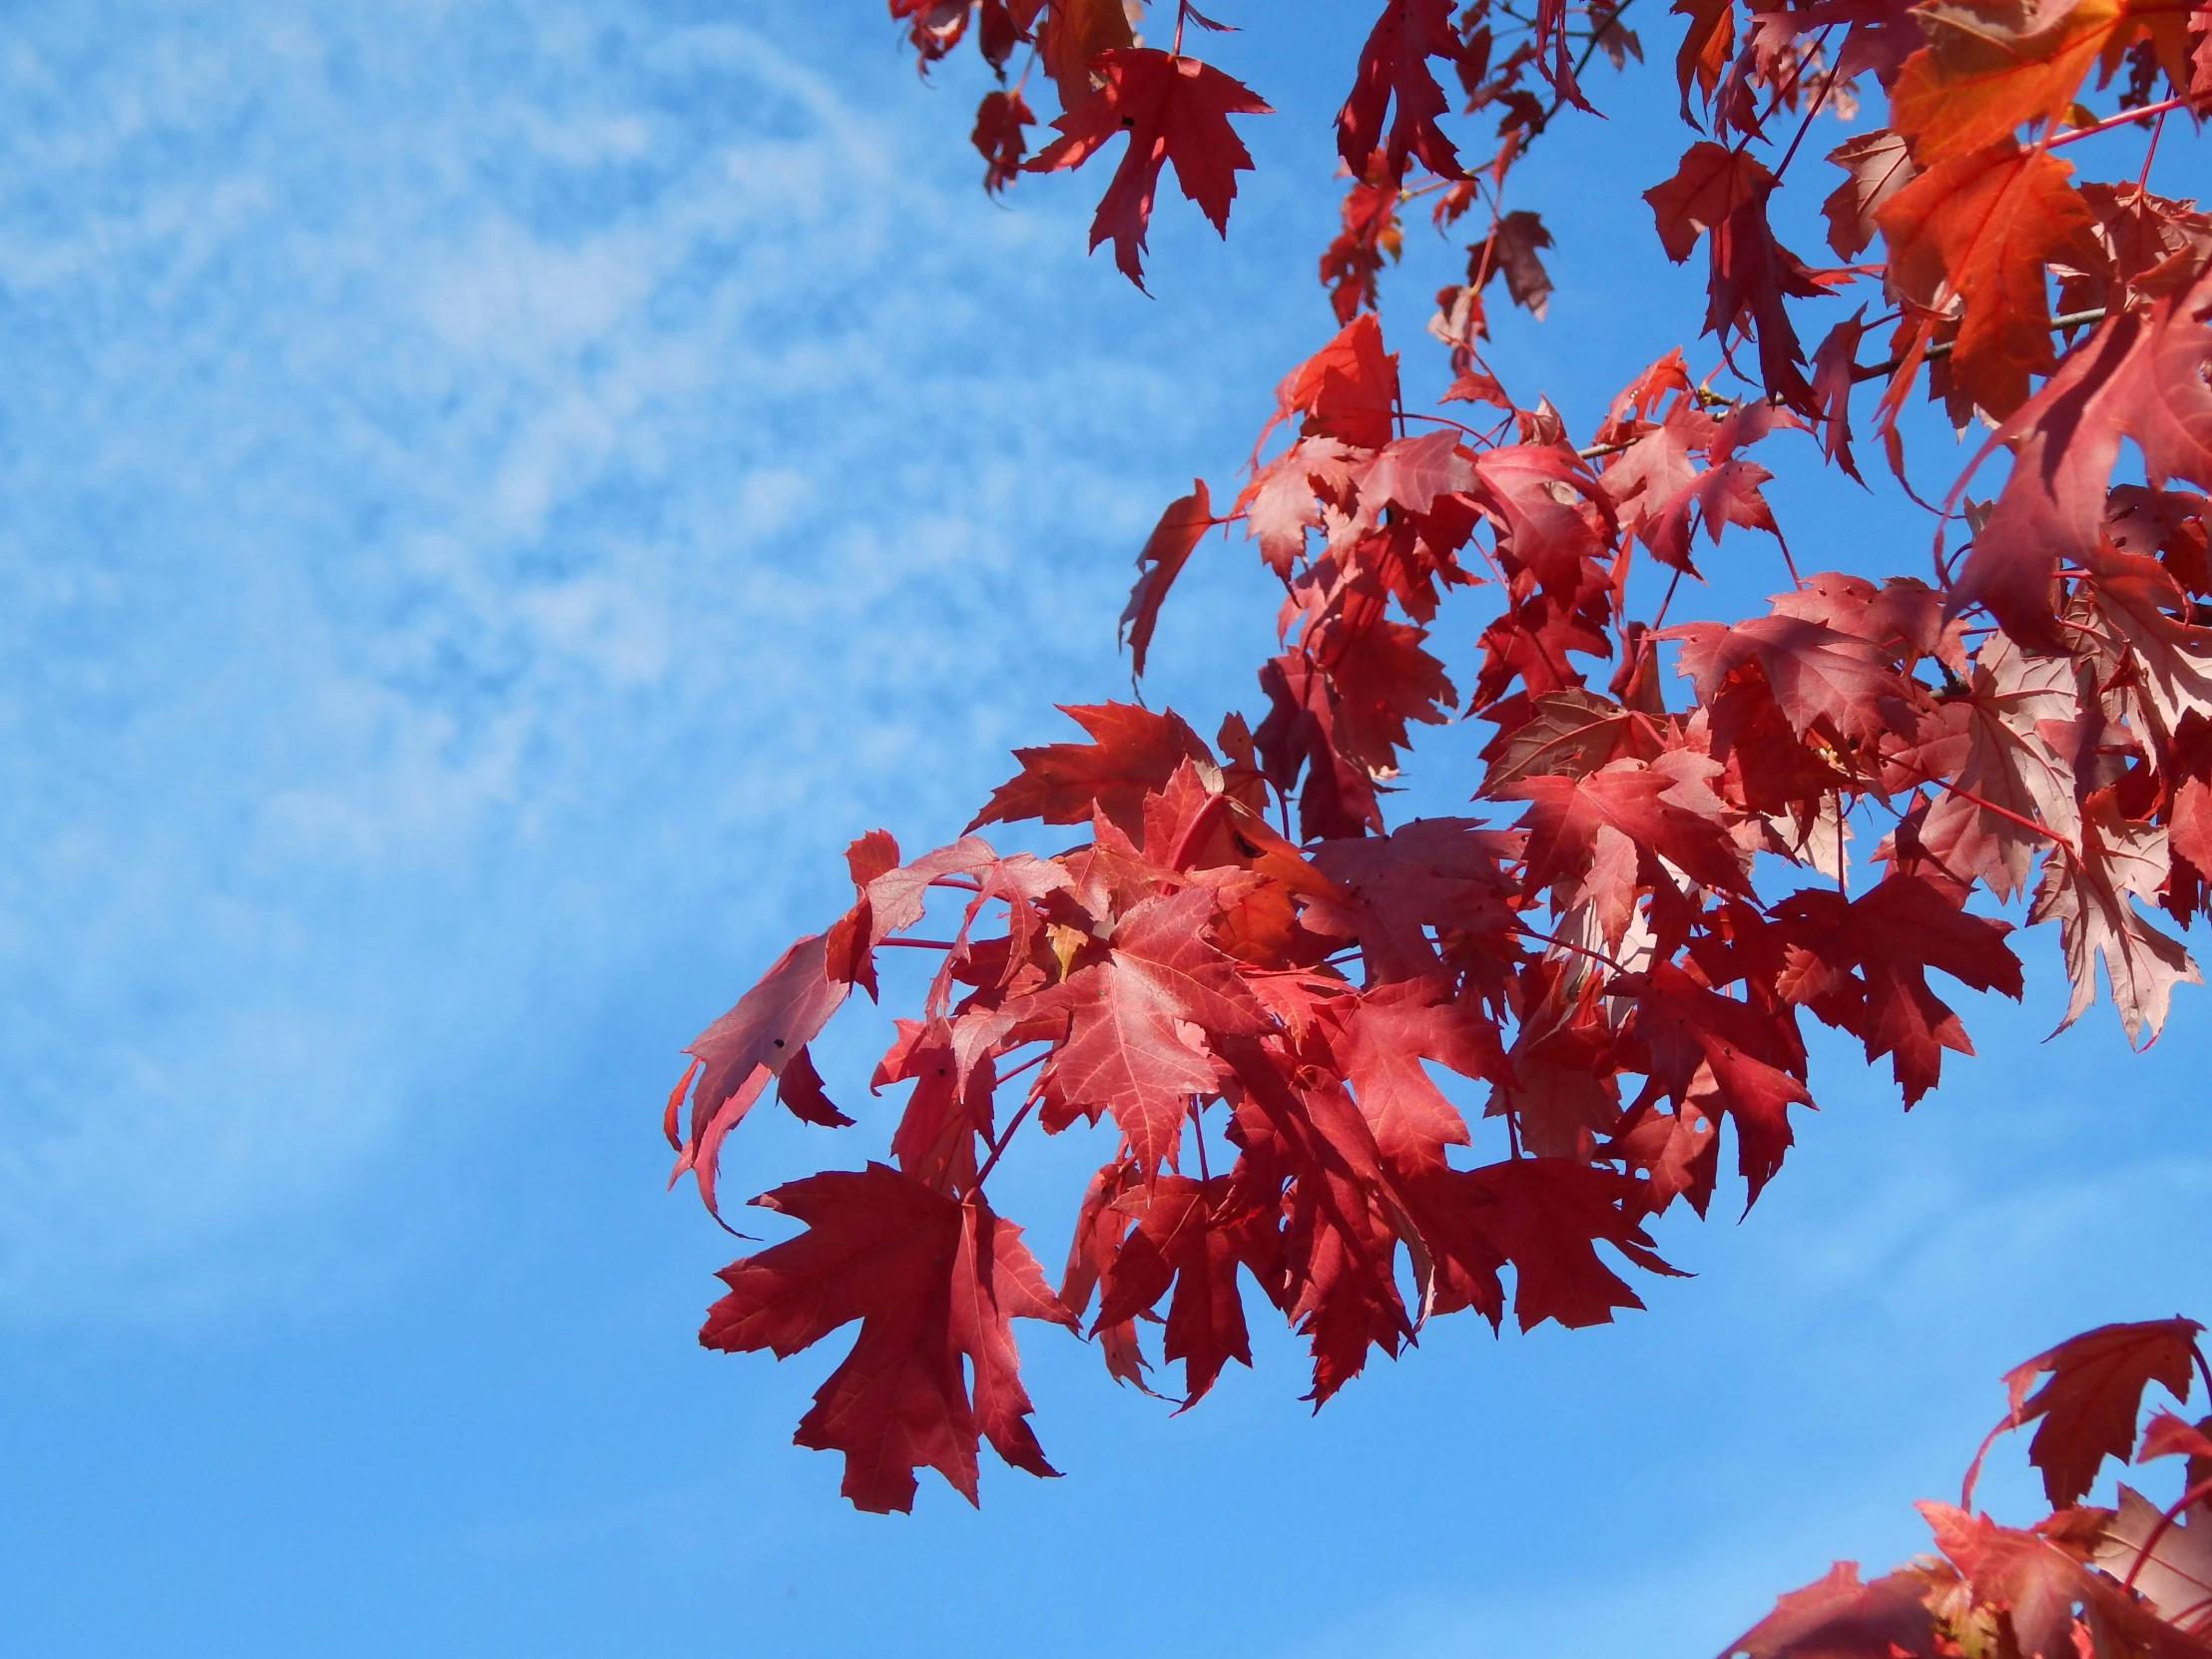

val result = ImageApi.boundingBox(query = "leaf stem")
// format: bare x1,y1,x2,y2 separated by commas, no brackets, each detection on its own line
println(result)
2138,105,2170,187
997,1048,1050,1084
1400,409,1490,440
973,1091,1039,1190
2045,95,2191,151
1886,760,2079,858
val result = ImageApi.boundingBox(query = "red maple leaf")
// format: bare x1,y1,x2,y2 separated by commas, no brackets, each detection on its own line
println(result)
1361,427,1475,516
1091,1172,1270,1406
873,1020,998,1195
1304,817,1523,983
1321,171,1402,321
774,1045,854,1130
968,702,1215,837
2028,791,2201,1044
1616,960,1812,1206
1255,648,1385,840
1917,1500,2196,1659
1312,613,1457,777
1499,757,1752,899
1603,401,1794,575
1027,48,1273,287
1119,479,1214,679
1877,141,2105,420
1029,884,1269,1173
1668,612,1923,792
1470,209,1557,319
1769,872,2024,1104
1268,311,1401,451
1471,443,1613,599
1994,1317,2206,1508
1477,688,1667,797
701,1165,1075,1513
1402,1157,1671,1332
1954,264,2212,648
1894,634,2082,900
1644,141,1830,411
1219,1035,1413,1401
1322,978,1506,1168
1337,0,1466,189
1057,1161,1156,1391
1036,0,1135,111
1824,129,1918,261
970,88,1034,194
1890,0,2193,170
1471,586,1614,713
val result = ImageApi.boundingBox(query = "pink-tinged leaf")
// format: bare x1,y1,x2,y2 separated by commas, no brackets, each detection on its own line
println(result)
674,933,851,1213
1715,1560,1938,1659
2027,794,2201,1045
1362,428,1474,516
2090,1485,2212,1635
2141,1408,2212,1465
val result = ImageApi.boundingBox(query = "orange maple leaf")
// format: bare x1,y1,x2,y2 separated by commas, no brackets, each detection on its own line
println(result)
1876,140,2104,419
1891,0,2196,168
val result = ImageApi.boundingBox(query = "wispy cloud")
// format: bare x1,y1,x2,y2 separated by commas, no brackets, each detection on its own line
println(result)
0,0,1273,1314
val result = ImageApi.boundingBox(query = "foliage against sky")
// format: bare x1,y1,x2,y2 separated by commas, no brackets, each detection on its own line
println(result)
671,7,2212,1649
5,3,2212,1655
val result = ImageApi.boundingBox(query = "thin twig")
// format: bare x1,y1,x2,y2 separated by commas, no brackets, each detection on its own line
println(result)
1768,30,1842,182
1508,920,1629,973
1851,308,2109,383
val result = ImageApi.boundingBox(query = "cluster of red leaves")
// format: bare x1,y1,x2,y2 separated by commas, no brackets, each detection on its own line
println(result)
1723,1318,2212,1659
664,0,2212,1511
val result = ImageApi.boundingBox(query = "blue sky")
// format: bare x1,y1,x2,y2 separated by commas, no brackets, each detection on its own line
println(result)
0,3,2205,1655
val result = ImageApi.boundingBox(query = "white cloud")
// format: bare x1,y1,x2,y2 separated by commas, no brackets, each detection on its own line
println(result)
0,0,1259,1316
